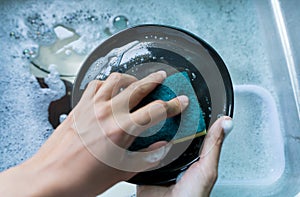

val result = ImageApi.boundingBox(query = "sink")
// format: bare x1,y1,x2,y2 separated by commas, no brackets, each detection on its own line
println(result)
0,0,299,196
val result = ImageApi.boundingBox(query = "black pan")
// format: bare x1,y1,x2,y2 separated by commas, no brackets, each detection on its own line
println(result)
72,25,234,185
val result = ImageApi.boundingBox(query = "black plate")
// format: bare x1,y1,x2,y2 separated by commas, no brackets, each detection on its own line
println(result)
72,25,234,185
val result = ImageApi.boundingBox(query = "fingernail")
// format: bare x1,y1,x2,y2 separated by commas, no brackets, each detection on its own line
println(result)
221,119,233,137
177,95,189,107
156,70,167,78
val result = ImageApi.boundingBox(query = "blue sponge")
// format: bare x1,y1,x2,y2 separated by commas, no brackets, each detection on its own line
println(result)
129,71,206,151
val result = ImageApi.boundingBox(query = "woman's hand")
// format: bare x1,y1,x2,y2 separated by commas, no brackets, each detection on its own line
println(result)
0,71,189,197
137,116,233,197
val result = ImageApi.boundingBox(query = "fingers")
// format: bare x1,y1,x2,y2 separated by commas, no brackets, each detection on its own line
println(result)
76,71,188,173
170,117,233,197
113,71,167,110
129,96,189,136
165,96,189,117
81,80,104,100
95,72,138,101
194,116,233,191
110,95,189,148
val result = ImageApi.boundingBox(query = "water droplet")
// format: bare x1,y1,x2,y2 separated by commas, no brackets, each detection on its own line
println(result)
23,49,30,55
65,49,72,56
95,73,107,80
9,31,15,37
26,13,55,44
191,72,196,80
113,15,128,31
23,47,37,59
59,114,67,123
87,15,97,22
9,31,20,39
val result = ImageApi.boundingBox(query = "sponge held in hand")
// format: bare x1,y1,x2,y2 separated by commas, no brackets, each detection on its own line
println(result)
128,71,206,151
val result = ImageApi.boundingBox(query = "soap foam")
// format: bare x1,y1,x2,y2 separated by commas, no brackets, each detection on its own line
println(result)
0,56,65,171
217,85,284,185
80,40,141,89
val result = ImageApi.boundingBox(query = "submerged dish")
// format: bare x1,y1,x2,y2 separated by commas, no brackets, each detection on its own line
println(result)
72,25,234,185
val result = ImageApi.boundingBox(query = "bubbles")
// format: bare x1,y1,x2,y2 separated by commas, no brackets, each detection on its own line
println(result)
9,31,15,37
22,47,38,59
59,114,68,123
63,9,99,24
218,85,284,185
0,55,64,171
87,15,98,22
65,49,72,56
106,15,129,35
26,13,56,45
80,40,148,89
113,15,129,30
144,35,169,41
9,31,21,39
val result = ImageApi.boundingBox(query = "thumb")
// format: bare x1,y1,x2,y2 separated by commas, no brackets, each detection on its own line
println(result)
196,116,233,192
177,116,233,181
172,116,233,197
199,116,233,162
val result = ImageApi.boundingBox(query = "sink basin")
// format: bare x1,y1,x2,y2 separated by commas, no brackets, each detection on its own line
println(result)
0,0,299,196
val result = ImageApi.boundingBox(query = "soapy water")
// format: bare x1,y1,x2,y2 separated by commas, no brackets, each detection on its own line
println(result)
218,85,284,185
0,0,281,187
80,40,149,89
0,62,65,171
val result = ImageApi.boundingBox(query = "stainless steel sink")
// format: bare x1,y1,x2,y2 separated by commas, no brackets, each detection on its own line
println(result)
212,0,300,196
